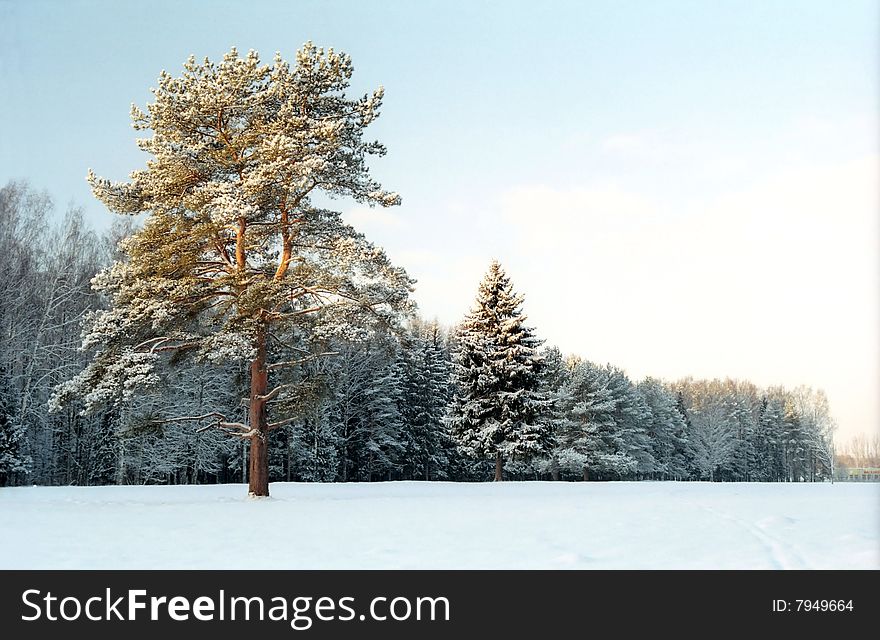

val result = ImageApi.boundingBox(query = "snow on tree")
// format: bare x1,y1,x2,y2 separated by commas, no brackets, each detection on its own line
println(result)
83,412,118,486
125,360,242,484
637,377,689,480
533,345,569,480
684,390,737,481
604,366,657,476
50,45,413,497
749,396,768,479
293,401,339,482
713,379,760,481
0,183,109,486
270,353,339,482
0,367,30,486
358,354,405,481
790,386,836,482
545,361,660,481
551,359,638,480
395,321,455,480
448,261,553,481
780,395,808,482
330,337,405,482
422,323,460,479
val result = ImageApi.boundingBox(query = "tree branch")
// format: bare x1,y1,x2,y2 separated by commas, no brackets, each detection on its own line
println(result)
267,351,339,371
152,412,255,439
268,417,298,431
132,336,201,354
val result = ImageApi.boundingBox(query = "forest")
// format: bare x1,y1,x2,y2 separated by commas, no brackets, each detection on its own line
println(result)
0,179,848,488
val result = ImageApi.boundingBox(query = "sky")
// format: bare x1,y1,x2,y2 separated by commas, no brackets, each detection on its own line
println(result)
1,0,877,442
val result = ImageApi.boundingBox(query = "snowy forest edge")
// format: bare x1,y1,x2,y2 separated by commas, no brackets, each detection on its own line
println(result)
3,179,875,488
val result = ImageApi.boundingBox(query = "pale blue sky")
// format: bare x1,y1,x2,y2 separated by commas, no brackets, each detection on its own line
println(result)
1,0,877,439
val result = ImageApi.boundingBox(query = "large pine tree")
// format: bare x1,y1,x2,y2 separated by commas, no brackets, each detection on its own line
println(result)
50,45,413,497
448,261,552,481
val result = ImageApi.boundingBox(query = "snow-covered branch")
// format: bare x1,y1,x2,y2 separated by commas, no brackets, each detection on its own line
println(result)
267,351,339,372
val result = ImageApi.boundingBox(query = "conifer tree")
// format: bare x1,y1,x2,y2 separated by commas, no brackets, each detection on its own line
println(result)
535,346,569,480
423,323,457,479
359,360,405,481
638,378,689,479
753,396,781,481
395,336,427,480
448,261,552,481
396,322,454,480
50,45,413,496
554,360,636,480
605,366,657,477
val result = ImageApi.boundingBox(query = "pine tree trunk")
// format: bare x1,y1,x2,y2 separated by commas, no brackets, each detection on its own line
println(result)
583,466,589,482
248,328,270,497
551,455,560,481
494,451,503,482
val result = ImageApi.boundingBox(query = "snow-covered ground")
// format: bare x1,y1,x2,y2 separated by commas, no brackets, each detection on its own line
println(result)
0,481,876,569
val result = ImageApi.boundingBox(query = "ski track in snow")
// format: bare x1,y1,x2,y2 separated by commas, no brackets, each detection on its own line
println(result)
695,504,808,569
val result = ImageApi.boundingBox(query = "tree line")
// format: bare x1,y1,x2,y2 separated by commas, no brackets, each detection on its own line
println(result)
0,181,837,486
836,433,880,471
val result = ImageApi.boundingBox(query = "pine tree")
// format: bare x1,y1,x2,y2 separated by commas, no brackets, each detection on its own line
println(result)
753,392,781,481
553,360,636,480
423,323,458,479
295,403,339,482
448,261,553,481
605,366,656,477
360,361,405,481
781,398,807,482
49,45,413,497
674,390,698,478
396,322,454,480
638,378,689,480
533,346,567,480
395,336,427,480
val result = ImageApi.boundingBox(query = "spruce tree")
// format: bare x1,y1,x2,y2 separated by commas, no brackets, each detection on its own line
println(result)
359,360,405,481
448,261,552,481
397,322,454,480
423,323,457,479
395,335,429,480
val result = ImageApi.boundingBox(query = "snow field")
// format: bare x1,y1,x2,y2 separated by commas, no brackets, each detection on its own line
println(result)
0,481,876,569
